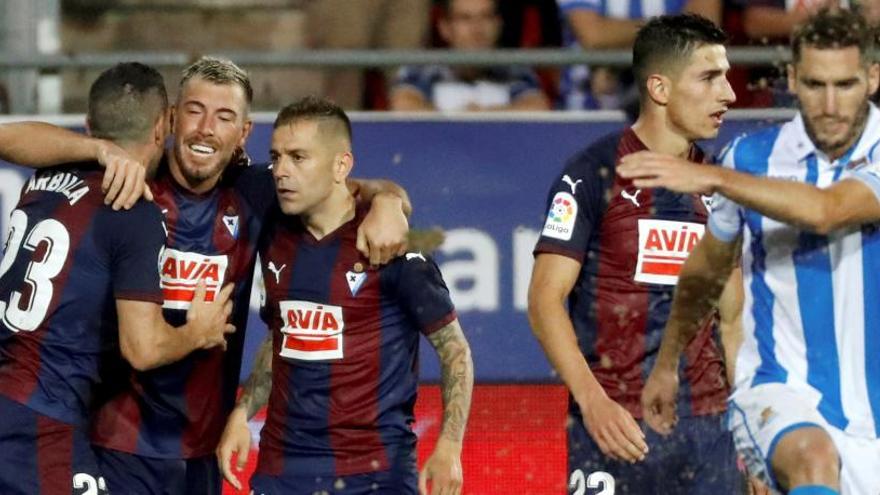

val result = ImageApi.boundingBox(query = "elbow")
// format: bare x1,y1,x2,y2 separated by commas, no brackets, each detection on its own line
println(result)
121,343,160,371
805,203,840,235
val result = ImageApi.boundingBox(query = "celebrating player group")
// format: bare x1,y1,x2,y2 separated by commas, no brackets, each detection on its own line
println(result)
1,6,880,495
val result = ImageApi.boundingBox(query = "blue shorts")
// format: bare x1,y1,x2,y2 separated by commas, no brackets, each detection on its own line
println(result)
568,413,744,494
94,447,220,495
250,456,418,495
0,394,107,495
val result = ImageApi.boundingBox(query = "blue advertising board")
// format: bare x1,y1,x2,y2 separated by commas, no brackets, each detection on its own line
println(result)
0,115,781,382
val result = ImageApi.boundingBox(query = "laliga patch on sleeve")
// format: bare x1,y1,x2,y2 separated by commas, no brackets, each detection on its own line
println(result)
542,192,578,241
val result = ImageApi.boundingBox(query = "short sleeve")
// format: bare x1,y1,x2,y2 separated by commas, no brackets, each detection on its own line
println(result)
843,160,880,204
394,254,456,336
533,152,606,263
105,201,165,303
707,140,746,243
393,66,432,99
508,67,543,101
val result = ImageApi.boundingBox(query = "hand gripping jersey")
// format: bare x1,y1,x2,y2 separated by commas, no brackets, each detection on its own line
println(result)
534,128,729,419
0,163,165,425
255,206,456,479
714,105,880,439
90,160,276,458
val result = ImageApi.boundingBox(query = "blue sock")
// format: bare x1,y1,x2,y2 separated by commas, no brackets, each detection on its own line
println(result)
789,486,839,495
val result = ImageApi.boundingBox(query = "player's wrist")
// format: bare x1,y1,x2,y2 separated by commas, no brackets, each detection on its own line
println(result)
434,435,463,455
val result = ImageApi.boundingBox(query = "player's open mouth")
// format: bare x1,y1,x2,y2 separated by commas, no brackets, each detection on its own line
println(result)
711,110,727,123
188,143,216,156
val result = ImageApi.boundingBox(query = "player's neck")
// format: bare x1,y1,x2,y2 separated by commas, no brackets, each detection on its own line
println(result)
114,141,156,178
301,185,356,240
631,113,692,158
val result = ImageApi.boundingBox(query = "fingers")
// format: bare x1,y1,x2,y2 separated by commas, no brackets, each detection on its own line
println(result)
218,444,241,491
101,160,118,195
192,279,207,304
369,240,382,266
112,163,143,211
144,183,154,202
356,229,369,260
218,283,235,305
104,164,127,207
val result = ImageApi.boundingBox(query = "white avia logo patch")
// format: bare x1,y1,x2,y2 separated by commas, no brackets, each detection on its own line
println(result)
542,191,577,241
159,248,228,309
634,219,704,285
562,174,583,194
346,271,367,296
267,261,286,284
222,215,239,239
279,300,344,361
621,188,641,207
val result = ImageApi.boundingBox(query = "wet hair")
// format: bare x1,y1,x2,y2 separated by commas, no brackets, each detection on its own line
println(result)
791,8,875,64
179,56,253,105
87,62,168,142
632,13,727,99
273,96,352,144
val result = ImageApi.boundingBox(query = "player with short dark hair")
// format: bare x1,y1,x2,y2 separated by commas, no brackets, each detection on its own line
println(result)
528,13,743,493
0,58,411,494
216,96,474,495
624,8,880,494
0,62,233,495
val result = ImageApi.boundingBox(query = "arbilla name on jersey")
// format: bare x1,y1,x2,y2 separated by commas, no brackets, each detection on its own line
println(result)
279,300,345,361
634,219,704,285
159,248,229,309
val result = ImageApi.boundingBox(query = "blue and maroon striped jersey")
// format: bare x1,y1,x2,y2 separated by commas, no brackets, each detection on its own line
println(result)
255,206,456,478
0,163,165,425
90,159,276,458
534,128,729,419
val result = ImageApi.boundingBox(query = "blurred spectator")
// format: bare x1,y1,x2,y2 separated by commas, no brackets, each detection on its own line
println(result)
856,0,880,25
306,0,431,110
557,0,721,110
390,0,550,111
0,84,8,114
741,0,847,41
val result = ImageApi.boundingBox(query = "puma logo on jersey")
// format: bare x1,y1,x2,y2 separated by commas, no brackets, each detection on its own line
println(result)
267,261,286,284
634,219,704,285
561,174,583,194
159,249,228,309
279,300,344,361
405,252,426,262
621,188,641,207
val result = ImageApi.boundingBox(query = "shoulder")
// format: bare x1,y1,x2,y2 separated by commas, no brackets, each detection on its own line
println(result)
565,130,626,175
721,124,785,172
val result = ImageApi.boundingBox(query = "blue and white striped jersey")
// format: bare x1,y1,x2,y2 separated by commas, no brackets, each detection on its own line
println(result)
711,105,880,439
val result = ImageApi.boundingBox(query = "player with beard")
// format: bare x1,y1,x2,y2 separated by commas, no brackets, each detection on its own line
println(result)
0,58,410,494
623,9,880,495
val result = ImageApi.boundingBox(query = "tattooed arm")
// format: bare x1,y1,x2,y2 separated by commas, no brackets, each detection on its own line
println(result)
419,319,474,495
216,334,273,490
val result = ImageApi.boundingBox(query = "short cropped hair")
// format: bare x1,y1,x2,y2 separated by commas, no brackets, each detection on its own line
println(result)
87,62,168,143
632,14,727,99
273,96,352,144
791,8,875,64
179,56,253,105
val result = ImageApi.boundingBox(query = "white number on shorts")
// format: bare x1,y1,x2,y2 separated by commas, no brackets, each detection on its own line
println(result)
72,473,107,495
0,209,70,332
569,469,615,495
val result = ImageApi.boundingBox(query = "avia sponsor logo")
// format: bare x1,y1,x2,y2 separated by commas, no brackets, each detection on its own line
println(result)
542,192,577,241
634,219,705,285
279,300,344,361
159,248,228,309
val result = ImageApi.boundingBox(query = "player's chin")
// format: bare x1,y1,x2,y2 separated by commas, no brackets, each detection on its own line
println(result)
277,200,304,216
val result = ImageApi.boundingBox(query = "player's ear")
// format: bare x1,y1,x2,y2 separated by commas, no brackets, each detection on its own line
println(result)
645,74,670,105
237,118,254,149
868,62,880,96
334,151,353,183
84,117,93,137
786,63,798,94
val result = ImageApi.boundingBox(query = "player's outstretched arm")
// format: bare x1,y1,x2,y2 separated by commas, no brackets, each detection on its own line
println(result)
116,281,234,371
420,319,473,495
217,333,273,491
642,231,739,435
718,267,744,386
528,253,648,463
0,121,152,209
618,150,880,234
350,179,412,265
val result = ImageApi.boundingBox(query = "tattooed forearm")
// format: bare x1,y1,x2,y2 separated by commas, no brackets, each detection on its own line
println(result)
428,320,474,443
236,334,273,419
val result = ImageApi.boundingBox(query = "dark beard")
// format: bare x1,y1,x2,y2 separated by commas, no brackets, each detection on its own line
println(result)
803,101,871,159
